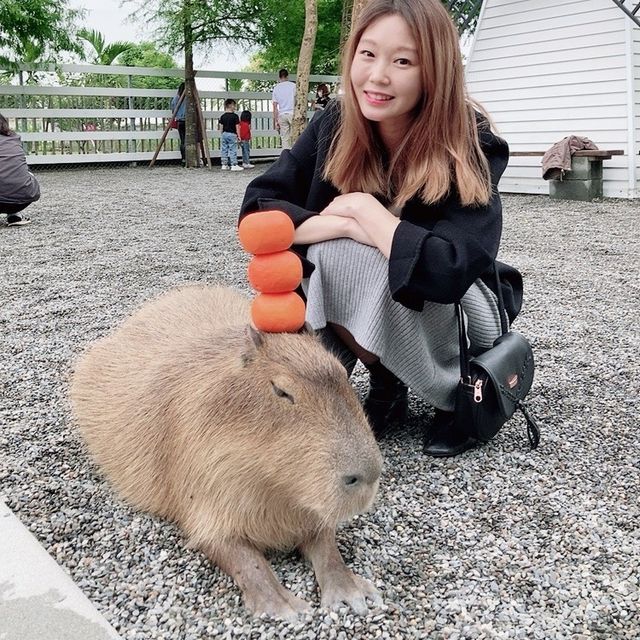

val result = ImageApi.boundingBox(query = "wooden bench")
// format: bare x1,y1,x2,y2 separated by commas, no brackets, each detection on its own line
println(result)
509,150,624,201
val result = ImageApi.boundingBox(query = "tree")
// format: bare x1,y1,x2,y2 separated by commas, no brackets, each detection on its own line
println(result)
251,0,480,79
126,0,260,52
252,0,342,75
7,41,49,84
78,29,135,66
125,0,261,167
0,0,83,71
443,0,483,36
76,29,136,89
291,0,317,144
118,43,179,91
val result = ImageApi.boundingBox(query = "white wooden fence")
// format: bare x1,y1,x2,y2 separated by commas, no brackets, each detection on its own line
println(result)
0,64,340,165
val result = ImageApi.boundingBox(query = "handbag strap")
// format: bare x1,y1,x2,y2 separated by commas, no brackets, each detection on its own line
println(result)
456,299,471,379
455,260,508,376
493,262,509,335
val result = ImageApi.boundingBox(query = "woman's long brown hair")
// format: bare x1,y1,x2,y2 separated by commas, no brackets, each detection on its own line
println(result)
324,0,492,208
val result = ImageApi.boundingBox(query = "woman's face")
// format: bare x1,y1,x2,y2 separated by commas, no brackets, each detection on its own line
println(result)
350,14,423,129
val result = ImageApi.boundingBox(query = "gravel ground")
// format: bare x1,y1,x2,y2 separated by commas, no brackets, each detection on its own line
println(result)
1,164,639,639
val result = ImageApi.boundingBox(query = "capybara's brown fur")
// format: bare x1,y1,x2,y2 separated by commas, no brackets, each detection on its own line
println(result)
70,285,383,618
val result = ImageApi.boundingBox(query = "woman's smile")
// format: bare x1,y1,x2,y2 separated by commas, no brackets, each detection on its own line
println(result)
363,91,394,105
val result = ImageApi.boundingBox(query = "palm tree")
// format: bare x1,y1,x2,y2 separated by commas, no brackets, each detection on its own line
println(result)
78,28,135,66
0,40,49,85
77,29,136,132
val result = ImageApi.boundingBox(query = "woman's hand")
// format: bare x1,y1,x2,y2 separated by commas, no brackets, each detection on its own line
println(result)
320,193,383,221
345,218,376,246
320,193,400,258
293,214,375,247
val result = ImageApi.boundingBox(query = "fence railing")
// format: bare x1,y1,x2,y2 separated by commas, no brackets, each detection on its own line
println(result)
0,64,340,165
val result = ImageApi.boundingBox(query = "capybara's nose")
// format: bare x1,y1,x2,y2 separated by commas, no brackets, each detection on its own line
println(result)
342,459,381,488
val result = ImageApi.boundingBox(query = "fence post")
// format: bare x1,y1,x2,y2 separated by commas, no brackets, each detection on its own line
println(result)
18,71,27,135
127,74,137,165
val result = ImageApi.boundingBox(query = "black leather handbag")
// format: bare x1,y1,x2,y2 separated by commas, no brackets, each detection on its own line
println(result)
454,264,540,448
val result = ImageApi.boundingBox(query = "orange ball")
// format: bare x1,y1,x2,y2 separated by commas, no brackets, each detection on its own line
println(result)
248,251,302,293
251,292,306,333
238,210,295,255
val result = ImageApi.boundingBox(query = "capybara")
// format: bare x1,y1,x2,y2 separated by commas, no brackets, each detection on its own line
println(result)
70,285,383,620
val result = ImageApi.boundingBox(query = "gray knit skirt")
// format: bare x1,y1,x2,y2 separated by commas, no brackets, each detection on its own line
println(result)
303,239,503,411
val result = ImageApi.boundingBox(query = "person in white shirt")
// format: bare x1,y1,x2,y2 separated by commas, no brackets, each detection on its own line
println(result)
271,69,296,150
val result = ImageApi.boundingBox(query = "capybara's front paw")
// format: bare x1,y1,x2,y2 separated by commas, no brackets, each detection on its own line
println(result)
246,587,312,622
321,572,383,616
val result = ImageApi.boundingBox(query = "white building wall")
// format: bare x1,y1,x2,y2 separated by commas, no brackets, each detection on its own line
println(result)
466,0,636,198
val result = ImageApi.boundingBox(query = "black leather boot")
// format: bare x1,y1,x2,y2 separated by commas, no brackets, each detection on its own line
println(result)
423,409,478,457
316,325,358,377
363,361,409,439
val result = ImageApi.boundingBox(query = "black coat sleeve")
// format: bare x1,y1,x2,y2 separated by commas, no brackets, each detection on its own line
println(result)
388,126,510,309
239,104,338,227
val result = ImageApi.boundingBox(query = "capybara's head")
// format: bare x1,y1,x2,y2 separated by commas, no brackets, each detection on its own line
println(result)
208,326,383,536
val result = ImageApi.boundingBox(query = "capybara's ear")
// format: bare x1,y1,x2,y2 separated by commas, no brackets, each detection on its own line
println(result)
241,325,264,366
246,324,264,348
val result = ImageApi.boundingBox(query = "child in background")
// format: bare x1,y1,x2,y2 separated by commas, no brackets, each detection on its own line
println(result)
239,110,254,169
218,98,243,171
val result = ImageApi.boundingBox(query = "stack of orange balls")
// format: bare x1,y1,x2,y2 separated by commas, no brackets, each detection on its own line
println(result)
238,210,306,333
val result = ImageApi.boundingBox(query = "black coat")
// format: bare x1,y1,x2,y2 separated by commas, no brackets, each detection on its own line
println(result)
240,102,521,320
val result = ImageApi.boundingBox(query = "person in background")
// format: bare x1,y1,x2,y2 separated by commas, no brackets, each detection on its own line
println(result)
0,113,40,227
239,110,254,169
271,69,296,150
313,83,331,112
171,82,187,165
241,0,511,457
218,99,243,171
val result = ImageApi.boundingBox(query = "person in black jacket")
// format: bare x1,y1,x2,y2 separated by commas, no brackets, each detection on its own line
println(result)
240,0,511,457
0,113,40,227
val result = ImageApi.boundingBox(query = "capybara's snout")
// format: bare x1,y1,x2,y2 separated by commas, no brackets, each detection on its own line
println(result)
332,431,383,520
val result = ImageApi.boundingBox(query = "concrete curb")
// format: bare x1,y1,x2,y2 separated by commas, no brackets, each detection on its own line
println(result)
0,500,122,640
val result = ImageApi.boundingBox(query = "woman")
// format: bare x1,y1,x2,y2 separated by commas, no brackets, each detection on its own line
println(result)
0,113,40,227
240,0,512,457
313,83,331,112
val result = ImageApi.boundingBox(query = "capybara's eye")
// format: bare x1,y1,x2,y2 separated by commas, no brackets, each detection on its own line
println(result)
343,475,361,487
271,382,294,404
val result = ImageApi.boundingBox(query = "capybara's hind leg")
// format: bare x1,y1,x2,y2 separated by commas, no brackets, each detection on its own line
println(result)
202,539,312,621
301,528,383,615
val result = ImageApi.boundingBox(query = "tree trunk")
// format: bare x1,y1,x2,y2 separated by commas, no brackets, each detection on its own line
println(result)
291,0,317,145
339,0,354,52
350,0,369,26
183,0,199,168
